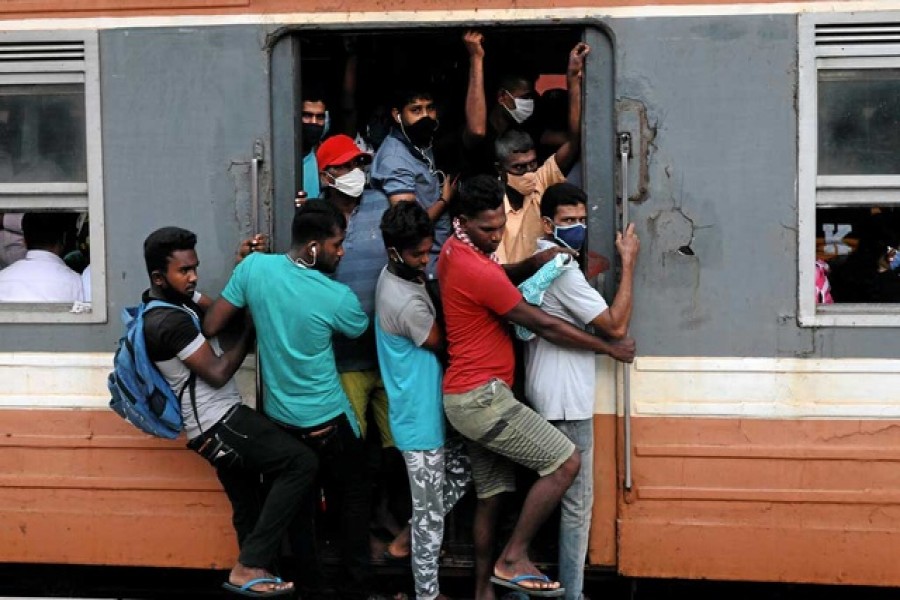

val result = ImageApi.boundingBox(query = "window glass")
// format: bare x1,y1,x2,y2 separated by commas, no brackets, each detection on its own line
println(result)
818,69,900,175
816,206,900,304
0,84,87,183
0,32,103,322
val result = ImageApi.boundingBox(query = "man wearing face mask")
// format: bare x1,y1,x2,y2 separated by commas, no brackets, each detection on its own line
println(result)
524,183,639,600
300,87,332,201
317,135,411,553
491,42,589,266
375,202,472,600
461,31,538,177
438,175,636,600
370,86,453,279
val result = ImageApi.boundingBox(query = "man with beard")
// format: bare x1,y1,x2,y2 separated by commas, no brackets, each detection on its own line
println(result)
370,86,453,279
204,202,376,600
140,226,316,597
437,175,635,600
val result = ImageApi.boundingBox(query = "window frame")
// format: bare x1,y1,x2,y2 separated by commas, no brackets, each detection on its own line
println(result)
799,12,900,327
0,30,106,323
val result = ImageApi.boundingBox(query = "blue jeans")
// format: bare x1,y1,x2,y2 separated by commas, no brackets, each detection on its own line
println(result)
552,419,594,600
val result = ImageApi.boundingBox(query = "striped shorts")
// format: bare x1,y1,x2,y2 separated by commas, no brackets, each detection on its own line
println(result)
443,378,576,499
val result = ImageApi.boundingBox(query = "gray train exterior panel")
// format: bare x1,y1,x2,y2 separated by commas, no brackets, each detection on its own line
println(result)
1,18,896,359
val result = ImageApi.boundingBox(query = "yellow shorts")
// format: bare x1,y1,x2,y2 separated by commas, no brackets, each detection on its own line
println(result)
340,369,394,448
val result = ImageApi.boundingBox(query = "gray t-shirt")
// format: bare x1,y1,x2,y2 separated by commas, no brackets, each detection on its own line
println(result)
524,239,608,421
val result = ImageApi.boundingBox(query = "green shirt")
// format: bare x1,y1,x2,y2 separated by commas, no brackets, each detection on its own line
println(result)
222,252,368,434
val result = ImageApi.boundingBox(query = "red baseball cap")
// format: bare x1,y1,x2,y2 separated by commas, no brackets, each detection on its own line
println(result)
316,134,372,169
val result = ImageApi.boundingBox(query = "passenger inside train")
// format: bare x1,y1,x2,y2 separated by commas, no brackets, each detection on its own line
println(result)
0,91,92,301
827,210,900,303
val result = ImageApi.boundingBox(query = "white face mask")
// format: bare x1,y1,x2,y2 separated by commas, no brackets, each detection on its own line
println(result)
504,90,535,124
329,167,366,198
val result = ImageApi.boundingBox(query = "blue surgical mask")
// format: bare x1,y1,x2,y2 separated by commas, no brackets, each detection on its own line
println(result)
554,222,586,251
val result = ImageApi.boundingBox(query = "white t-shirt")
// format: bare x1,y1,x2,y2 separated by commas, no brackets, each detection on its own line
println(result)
524,239,608,421
0,249,84,303
81,265,92,302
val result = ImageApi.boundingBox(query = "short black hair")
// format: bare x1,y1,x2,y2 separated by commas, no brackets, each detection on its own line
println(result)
301,82,328,107
143,226,197,277
540,182,588,220
494,129,535,165
497,74,533,96
292,200,346,247
458,175,504,218
390,86,434,113
380,201,434,253
22,212,77,251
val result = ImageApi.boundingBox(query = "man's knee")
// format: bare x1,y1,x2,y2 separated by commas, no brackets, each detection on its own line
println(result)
556,448,581,484
287,447,319,480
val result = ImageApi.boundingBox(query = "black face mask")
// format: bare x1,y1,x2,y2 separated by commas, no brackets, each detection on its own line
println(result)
402,117,438,148
302,123,325,151
387,249,426,282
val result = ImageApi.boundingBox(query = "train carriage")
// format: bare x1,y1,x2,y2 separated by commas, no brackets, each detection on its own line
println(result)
1,0,900,589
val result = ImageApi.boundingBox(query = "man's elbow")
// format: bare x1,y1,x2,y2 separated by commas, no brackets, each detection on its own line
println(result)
607,325,627,340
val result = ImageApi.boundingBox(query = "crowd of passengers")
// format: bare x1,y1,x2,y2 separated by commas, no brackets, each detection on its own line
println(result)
1,32,643,600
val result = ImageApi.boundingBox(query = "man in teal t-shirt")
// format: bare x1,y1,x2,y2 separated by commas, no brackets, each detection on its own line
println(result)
204,201,374,600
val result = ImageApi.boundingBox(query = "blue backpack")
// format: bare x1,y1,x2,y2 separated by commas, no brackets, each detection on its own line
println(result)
108,299,198,439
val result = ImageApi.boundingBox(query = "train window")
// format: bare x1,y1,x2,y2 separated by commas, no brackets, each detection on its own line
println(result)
799,13,900,326
0,31,105,323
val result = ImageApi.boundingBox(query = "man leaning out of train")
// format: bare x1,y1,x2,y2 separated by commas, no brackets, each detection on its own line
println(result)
141,226,317,598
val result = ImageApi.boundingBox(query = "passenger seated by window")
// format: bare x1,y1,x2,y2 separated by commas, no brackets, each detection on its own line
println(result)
490,41,589,265
829,213,900,303
0,212,25,269
0,211,83,303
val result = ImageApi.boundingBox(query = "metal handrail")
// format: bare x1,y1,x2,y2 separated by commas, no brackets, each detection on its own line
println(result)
618,132,634,491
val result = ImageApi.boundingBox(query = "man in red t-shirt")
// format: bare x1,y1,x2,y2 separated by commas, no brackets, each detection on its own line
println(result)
438,175,635,600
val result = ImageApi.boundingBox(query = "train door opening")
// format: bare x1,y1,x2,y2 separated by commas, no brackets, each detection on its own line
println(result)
270,24,617,571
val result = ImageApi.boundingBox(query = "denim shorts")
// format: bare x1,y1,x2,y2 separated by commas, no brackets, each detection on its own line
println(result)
443,379,575,499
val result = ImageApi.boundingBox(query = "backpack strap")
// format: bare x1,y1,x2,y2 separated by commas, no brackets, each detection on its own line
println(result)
143,298,203,433
178,372,201,435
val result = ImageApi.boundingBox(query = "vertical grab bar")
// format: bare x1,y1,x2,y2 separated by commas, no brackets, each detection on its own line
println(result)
617,133,634,491
250,141,264,410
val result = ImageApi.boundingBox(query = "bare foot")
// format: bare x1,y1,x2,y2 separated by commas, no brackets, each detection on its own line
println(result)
228,563,294,593
386,523,411,559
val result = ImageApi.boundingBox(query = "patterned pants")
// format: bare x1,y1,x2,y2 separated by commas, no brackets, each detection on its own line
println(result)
401,437,472,600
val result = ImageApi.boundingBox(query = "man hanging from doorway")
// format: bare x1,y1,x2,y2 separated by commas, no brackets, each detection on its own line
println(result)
437,174,635,600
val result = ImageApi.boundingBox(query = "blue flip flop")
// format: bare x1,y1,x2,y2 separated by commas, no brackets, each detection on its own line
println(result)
490,573,565,598
222,576,294,598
